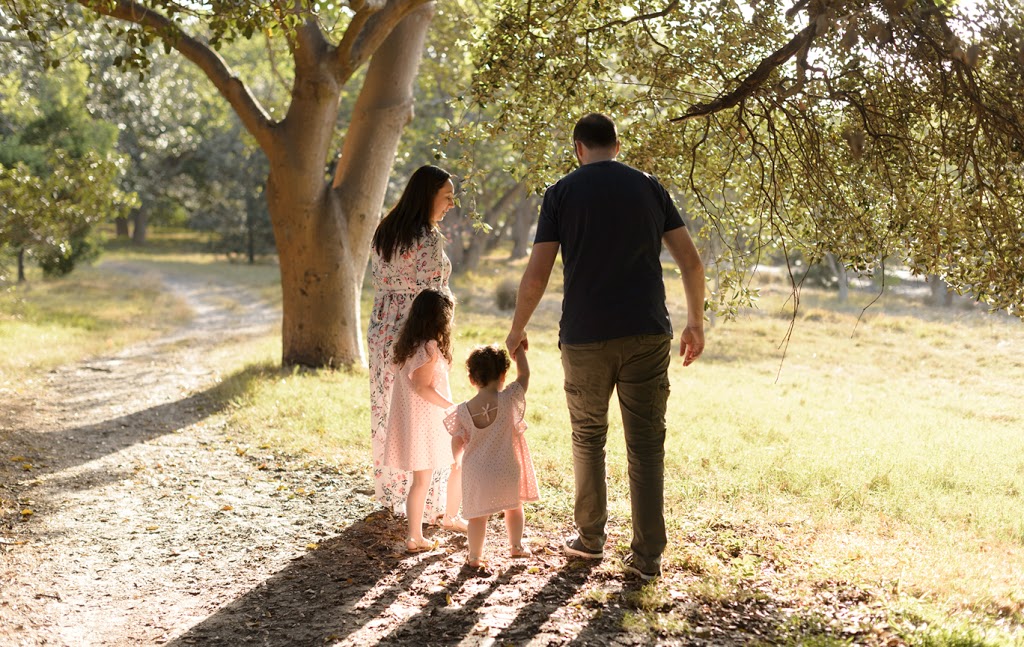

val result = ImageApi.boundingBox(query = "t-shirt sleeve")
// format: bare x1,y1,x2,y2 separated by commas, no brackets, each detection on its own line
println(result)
648,174,685,233
505,382,528,435
533,185,560,244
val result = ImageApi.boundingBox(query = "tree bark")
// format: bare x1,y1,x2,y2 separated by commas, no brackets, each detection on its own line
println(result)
115,216,130,238
17,247,26,283
929,274,953,307
272,3,435,368
460,182,524,273
509,196,538,260
131,209,147,245
825,252,848,304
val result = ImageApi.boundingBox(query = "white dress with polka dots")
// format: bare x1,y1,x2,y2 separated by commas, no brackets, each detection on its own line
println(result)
444,382,540,519
383,340,454,472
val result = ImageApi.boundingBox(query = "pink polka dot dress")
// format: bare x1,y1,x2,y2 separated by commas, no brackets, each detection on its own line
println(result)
444,382,540,519
383,340,454,472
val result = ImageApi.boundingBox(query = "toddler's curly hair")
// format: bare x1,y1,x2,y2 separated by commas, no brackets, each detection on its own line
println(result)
465,344,510,387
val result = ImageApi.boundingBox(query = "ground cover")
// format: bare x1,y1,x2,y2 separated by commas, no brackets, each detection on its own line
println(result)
1,235,1021,645
217,251,1024,644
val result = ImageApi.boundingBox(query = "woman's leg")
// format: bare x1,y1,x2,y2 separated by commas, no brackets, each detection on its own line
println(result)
467,516,488,564
406,469,433,542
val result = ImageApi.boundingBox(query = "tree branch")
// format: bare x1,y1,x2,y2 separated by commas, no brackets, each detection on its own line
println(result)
585,1,679,34
334,0,431,81
333,2,380,80
294,16,329,70
673,23,816,122
79,0,277,153
264,32,291,94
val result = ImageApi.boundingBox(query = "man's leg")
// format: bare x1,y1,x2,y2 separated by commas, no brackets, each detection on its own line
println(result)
561,341,618,553
617,334,671,574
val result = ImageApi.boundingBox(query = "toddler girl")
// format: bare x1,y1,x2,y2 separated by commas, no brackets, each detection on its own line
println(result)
445,344,540,569
383,288,466,553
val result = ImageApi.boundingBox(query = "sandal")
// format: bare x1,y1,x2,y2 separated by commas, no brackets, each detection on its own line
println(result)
440,514,469,533
405,537,436,554
510,544,532,559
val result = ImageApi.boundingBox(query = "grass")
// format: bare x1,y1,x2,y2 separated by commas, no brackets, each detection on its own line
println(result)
210,250,1024,643
0,261,190,387
9,228,1024,644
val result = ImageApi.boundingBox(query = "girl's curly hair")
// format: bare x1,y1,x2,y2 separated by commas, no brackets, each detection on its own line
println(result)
393,288,454,365
465,344,510,387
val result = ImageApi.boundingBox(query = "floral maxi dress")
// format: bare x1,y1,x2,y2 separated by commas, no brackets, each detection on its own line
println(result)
368,229,452,519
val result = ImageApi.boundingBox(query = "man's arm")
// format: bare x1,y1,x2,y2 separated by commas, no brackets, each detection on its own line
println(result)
505,241,559,355
663,226,706,366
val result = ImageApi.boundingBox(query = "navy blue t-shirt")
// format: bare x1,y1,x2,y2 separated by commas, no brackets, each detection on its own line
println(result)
534,160,686,344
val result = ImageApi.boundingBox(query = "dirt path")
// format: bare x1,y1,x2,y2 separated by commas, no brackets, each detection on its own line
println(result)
0,263,903,646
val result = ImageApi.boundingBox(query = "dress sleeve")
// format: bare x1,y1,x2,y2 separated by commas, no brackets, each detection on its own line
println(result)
403,340,437,380
414,230,445,292
505,382,528,435
444,404,468,441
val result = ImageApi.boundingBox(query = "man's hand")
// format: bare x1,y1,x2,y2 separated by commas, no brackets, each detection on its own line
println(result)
680,324,705,367
506,328,529,356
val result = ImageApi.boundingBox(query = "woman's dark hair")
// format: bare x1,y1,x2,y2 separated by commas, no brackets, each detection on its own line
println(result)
372,165,452,263
393,288,454,366
572,113,618,149
465,344,510,387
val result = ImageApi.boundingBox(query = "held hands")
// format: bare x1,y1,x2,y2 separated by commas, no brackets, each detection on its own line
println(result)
680,324,705,367
505,328,529,357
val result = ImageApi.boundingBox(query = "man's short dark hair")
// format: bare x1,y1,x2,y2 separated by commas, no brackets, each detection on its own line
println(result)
573,113,618,149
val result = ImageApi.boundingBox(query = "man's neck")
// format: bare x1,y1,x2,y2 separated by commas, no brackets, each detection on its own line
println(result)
576,142,619,165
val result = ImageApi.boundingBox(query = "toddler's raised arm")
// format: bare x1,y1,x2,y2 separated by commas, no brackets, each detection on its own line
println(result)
513,346,530,392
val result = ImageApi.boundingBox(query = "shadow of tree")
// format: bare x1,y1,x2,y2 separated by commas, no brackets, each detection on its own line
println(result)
162,507,615,647
0,364,270,493
492,560,598,644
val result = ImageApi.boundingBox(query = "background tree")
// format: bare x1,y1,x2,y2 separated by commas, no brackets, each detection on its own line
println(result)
10,0,439,367
470,0,1024,318
386,1,537,274
0,56,135,281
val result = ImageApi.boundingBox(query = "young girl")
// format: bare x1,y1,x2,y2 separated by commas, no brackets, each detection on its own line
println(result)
383,288,467,553
445,344,540,569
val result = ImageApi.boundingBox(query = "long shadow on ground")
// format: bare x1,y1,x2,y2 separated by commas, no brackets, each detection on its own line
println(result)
0,370,266,485
165,511,604,646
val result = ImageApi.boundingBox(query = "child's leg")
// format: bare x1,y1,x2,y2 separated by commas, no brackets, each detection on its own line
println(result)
467,515,488,564
406,469,433,542
504,505,528,555
445,462,464,521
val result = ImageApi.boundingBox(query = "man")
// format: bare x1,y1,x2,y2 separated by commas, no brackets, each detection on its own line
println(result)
505,113,705,581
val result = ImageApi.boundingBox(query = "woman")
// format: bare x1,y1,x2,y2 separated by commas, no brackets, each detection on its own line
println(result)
368,164,465,528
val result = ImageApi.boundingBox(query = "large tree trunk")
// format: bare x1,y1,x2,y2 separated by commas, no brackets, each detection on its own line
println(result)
115,216,130,238
17,247,26,283
271,4,434,368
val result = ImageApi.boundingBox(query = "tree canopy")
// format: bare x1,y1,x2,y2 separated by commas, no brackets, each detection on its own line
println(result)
470,0,1024,317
